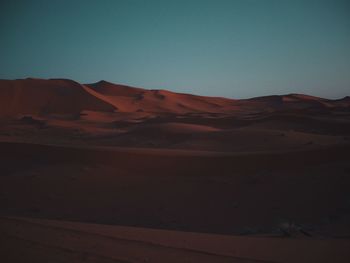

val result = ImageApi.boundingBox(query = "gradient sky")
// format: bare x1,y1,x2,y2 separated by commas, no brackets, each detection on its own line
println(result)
0,0,349,98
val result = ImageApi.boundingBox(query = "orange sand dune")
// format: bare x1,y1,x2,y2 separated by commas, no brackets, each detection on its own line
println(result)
85,80,237,114
0,78,349,152
0,78,115,117
2,78,348,119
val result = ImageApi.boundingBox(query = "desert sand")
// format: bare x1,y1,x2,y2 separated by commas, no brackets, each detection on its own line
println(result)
1,78,350,262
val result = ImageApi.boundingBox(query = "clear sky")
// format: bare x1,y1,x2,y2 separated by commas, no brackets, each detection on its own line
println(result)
0,0,349,98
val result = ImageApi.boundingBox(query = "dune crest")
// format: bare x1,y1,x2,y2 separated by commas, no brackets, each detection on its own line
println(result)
2,78,348,118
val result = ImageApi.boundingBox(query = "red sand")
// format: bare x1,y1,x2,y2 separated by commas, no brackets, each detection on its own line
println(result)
1,216,349,263
0,78,350,262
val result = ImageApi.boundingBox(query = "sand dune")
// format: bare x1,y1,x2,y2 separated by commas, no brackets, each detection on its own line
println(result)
85,80,237,114
1,78,350,262
1,78,349,151
0,78,116,117
2,78,348,119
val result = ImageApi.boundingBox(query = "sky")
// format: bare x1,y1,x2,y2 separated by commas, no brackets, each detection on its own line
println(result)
0,0,349,99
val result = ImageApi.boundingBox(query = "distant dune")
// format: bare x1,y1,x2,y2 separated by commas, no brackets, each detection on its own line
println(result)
1,78,348,118
1,78,349,151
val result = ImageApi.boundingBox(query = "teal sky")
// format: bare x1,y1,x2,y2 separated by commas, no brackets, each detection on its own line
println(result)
1,0,349,98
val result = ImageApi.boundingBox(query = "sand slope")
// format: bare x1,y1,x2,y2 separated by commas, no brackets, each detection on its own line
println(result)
86,80,237,114
1,216,349,263
0,78,115,117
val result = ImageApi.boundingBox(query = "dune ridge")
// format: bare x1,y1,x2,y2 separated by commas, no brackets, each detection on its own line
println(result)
1,78,349,118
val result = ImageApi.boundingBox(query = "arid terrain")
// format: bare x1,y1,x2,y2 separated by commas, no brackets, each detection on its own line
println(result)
1,78,350,262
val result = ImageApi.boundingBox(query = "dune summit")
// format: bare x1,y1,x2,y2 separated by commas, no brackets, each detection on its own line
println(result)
1,78,350,262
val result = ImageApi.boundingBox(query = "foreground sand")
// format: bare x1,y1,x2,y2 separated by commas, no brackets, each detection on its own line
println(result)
0,141,350,263
1,216,350,263
1,141,350,236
